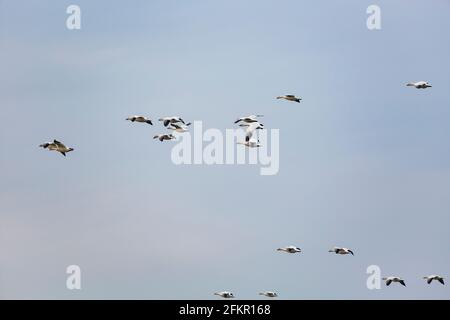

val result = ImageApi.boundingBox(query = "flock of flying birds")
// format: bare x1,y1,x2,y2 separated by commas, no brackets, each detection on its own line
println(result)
38,83,444,299
38,94,301,155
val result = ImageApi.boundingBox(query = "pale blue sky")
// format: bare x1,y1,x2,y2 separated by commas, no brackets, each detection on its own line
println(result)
0,0,449,299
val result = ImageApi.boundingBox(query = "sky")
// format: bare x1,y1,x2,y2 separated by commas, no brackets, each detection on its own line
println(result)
0,0,449,299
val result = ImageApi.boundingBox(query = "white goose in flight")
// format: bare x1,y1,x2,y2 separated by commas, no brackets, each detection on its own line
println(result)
328,247,354,256
158,116,186,127
259,291,278,298
234,114,263,124
382,276,406,287
126,115,153,125
39,139,74,157
406,81,432,89
167,122,191,133
214,291,234,299
153,134,176,142
276,94,302,103
423,275,445,285
242,122,264,142
277,245,301,254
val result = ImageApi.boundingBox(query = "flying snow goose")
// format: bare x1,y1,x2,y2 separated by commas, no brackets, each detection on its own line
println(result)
167,122,191,132
276,94,302,103
234,115,263,124
277,245,301,254
328,247,354,256
423,275,444,285
153,134,176,142
259,291,278,298
126,115,153,125
158,116,186,127
242,122,264,142
214,291,234,299
406,81,432,89
382,276,406,287
39,139,74,157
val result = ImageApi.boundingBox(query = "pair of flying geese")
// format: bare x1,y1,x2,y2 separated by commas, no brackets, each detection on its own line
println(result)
381,275,444,287
214,291,278,299
276,245,353,255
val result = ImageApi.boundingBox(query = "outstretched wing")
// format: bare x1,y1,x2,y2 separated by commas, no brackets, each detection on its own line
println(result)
53,140,66,148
